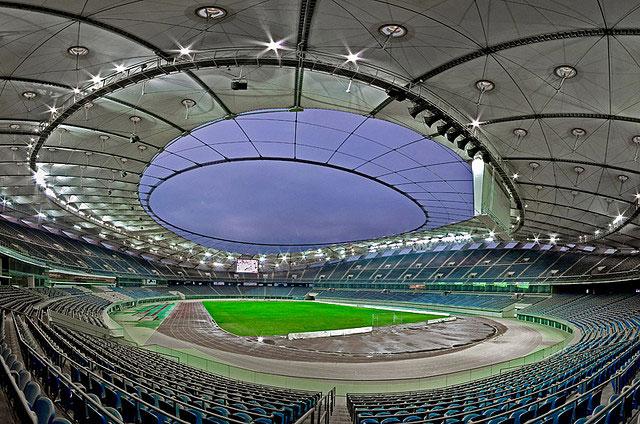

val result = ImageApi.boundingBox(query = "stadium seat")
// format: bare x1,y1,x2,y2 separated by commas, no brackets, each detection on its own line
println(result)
33,397,55,424
23,381,41,407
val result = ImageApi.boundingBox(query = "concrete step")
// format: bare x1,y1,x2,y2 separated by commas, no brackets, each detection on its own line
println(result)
330,398,352,424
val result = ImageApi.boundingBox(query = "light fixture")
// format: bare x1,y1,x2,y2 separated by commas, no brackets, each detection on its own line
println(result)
22,91,37,100
99,134,110,142
181,99,196,108
573,166,585,174
529,161,540,170
379,24,407,38
129,115,142,124
617,174,629,183
72,87,81,94
613,214,624,224
137,144,147,151
475,80,495,92
195,6,227,20
90,74,102,85
178,45,193,57
33,168,47,186
47,105,58,115
67,45,89,56
36,212,46,219
346,51,360,63
469,118,482,128
513,128,528,138
512,173,519,180
114,64,126,73
9,123,20,130
571,128,586,137
554,65,577,79
266,39,284,51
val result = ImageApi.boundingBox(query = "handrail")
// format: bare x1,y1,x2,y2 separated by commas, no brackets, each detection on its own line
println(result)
583,377,640,424
294,387,335,424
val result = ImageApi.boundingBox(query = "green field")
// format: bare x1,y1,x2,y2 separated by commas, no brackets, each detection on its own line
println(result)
202,300,443,336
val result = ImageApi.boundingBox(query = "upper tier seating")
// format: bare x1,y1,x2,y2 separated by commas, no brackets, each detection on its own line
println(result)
46,294,111,328
301,247,640,285
313,289,537,311
347,294,640,424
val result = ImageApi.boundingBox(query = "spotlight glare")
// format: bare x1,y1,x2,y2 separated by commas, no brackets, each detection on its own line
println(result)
179,45,193,56
346,51,360,63
114,64,126,73
266,39,284,51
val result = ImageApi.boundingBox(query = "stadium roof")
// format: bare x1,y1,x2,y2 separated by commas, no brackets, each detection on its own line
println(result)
1,1,639,268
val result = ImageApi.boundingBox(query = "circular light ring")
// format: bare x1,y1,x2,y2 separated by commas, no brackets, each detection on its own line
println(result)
379,24,408,38
554,65,577,79
181,98,196,108
632,135,640,145
8,124,20,130
67,45,90,56
195,6,227,19
573,166,585,174
139,108,474,253
22,91,37,100
529,161,540,169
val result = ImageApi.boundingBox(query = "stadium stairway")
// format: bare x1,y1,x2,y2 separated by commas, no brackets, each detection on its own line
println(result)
331,398,352,424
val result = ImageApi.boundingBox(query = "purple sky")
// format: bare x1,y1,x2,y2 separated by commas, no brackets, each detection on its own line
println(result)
149,160,425,249
140,109,473,254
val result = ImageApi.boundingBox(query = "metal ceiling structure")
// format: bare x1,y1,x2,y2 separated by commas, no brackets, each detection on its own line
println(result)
1,0,640,270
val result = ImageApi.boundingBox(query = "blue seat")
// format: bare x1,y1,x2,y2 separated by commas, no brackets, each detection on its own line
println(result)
23,381,41,407
380,418,401,424
104,407,122,424
403,416,422,422
463,414,481,423
360,419,379,424
231,412,252,422
210,406,229,417
121,397,138,423
510,409,533,424
553,407,574,424
178,407,202,424
17,369,31,390
140,408,160,424
33,397,55,424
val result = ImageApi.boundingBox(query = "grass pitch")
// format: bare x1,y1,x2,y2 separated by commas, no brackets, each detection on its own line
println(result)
202,300,443,336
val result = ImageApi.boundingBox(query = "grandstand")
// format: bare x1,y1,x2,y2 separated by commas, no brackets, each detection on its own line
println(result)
1,1,640,424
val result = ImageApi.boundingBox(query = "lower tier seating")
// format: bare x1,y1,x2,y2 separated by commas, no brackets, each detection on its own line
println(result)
347,294,640,424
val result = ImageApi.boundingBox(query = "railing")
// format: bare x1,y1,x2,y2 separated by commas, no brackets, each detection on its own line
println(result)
0,311,37,424
294,388,335,424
